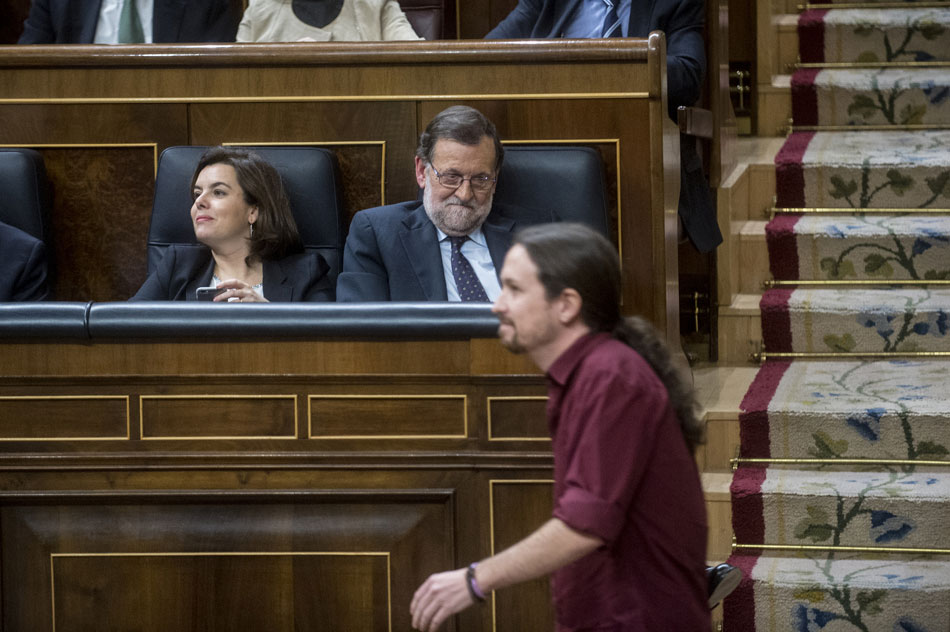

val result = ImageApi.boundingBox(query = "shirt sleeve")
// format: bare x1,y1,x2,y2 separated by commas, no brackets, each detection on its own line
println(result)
553,361,668,544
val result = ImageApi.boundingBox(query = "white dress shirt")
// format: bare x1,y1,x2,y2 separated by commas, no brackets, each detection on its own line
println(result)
94,0,155,44
435,226,501,302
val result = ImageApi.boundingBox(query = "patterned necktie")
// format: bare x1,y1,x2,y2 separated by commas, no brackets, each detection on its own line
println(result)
118,0,145,43
600,1,622,37
449,236,490,302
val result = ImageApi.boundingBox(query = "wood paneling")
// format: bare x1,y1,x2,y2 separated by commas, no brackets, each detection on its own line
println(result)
2,492,454,631
309,395,466,439
487,397,548,441
490,480,554,630
140,395,297,439
0,396,128,440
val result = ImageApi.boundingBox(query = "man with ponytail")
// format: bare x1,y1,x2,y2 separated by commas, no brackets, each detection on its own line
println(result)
411,222,712,631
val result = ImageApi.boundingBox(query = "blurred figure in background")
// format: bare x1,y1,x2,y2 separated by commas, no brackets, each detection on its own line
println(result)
237,0,421,42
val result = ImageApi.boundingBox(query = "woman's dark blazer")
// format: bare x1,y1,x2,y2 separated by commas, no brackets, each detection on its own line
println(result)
130,244,334,301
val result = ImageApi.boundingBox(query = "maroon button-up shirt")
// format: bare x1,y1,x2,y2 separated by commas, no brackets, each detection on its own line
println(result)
546,332,709,631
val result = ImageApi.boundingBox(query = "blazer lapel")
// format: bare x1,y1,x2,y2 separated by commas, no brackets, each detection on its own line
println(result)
399,206,448,301
263,259,293,301
481,211,517,277
182,253,215,301
76,0,104,43
548,0,583,38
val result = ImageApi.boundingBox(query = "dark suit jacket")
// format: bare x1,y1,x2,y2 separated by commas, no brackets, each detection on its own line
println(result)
336,200,555,301
486,0,723,253
0,221,49,301
130,244,334,301
18,0,240,44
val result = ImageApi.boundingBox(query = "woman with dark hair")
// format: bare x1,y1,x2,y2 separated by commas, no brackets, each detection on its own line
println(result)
132,147,333,302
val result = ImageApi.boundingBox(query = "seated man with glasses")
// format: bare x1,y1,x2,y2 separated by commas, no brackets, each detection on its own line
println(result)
336,105,555,302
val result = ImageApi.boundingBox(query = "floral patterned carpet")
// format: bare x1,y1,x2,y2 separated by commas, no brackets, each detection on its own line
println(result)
723,2,950,630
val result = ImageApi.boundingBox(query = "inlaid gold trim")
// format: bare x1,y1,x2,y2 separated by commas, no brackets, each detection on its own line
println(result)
503,139,623,260
486,396,550,442
226,140,387,205
0,142,159,177
765,279,950,288
756,351,950,362
733,542,950,555
488,479,554,632
307,394,468,439
771,207,950,215
138,394,298,440
0,395,130,441
50,551,392,632
792,124,950,133
731,457,950,470
0,92,651,105
797,62,950,69
801,2,950,10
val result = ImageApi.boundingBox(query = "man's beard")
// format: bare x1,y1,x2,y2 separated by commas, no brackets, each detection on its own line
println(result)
423,185,493,237
497,320,526,354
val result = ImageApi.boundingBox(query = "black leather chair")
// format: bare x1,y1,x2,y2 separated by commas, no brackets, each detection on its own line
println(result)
146,146,345,282
494,145,610,238
0,148,52,244
398,0,455,39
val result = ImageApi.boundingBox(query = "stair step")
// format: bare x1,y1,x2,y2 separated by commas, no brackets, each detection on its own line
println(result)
739,359,950,460
725,553,950,631
767,213,950,280
732,467,950,548
776,130,950,209
762,287,950,353
800,8,950,64
792,68,950,126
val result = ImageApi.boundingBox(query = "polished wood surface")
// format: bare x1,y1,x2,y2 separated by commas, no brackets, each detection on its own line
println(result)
0,39,679,630
0,39,678,334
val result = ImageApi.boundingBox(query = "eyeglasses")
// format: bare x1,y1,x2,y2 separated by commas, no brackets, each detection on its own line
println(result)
429,164,496,193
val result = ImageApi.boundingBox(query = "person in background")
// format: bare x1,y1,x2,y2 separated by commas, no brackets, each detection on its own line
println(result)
131,146,333,302
411,222,710,631
485,0,723,253
336,105,554,302
237,0,422,42
0,220,49,301
18,0,240,44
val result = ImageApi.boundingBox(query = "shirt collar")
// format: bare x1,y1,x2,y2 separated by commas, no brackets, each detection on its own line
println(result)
435,225,488,248
546,331,613,386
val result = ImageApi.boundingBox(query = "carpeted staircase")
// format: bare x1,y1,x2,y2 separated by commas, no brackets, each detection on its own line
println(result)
723,0,950,629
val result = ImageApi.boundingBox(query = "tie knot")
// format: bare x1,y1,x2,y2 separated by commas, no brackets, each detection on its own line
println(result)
449,235,468,251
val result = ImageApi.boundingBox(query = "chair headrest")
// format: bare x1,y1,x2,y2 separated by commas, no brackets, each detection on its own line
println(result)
147,146,344,276
0,148,52,243
494,146,610,237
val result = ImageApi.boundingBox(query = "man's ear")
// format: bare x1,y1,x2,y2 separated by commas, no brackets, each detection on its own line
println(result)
556,288,583,326
414,156,427,190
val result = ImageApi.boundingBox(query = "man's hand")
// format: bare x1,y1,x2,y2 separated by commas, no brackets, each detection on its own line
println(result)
410,567,474,631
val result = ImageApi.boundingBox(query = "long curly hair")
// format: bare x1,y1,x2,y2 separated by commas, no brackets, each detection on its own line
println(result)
512,222,705,455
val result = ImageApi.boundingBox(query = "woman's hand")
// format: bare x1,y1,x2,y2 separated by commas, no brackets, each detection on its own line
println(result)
212,279,268,302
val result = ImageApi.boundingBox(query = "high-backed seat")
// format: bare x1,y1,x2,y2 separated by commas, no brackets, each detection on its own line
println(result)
146,146,345,281
398,0,454,39
493,145,610,237
0,148,52,244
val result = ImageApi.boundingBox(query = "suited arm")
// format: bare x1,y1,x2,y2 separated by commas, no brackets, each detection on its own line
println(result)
17,0,55,44
12,240,50,301
485,0,544,39
335,212,391,302
381,0,424,40
663,0,706,118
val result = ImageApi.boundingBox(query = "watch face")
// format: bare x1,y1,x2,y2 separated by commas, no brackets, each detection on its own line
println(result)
291,0,345,28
